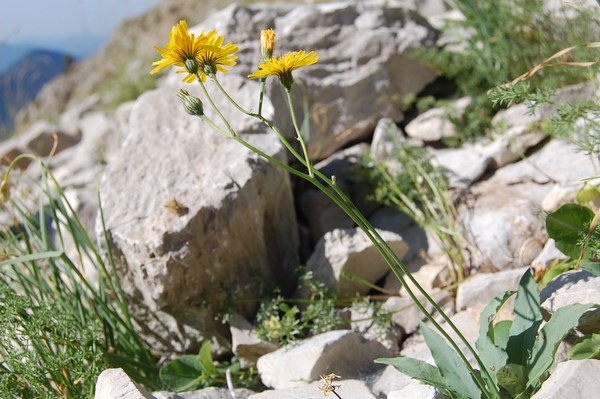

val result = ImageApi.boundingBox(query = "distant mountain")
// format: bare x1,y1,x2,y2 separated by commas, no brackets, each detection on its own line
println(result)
0,49,74,139
0,44,33,74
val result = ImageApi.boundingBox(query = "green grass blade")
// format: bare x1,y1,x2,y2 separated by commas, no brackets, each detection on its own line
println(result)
0,251,63,267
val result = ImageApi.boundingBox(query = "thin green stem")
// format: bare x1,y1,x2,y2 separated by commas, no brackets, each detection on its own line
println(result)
196,74,236,137
285,87,313,177
258,78,267,116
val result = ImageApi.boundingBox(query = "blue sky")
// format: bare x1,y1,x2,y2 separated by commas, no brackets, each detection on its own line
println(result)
0,0,160,56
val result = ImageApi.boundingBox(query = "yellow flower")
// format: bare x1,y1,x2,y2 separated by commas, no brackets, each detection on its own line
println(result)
260,29,276,62
195,32,239,82
151,21,239,83
248,50,319,89
150,20,205,83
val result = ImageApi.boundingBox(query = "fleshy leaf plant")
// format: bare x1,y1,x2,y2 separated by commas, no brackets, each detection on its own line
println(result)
376,269,598,398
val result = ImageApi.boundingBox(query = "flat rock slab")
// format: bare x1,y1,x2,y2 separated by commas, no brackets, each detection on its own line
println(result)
248,379,375,399
257,330,392,389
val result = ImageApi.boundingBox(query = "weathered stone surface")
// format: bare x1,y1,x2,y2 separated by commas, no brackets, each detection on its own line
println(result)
531,239,568,270
456,267,529,311
531,359,600,399
94,368,156,399
305,227,409,297
248,379,375,399
371,118,405,161
369,365,412,397
153,387,255,399
400,308,480,364
461,190,546,271
405,97,471,142
99,76,298,354
384,289,453,336
388,381,442,399
0,120,80,167
540,270,600,334
431,145,490,189
256,330,391,389
299,144,370,243
230,313,279,369
186,2,437,160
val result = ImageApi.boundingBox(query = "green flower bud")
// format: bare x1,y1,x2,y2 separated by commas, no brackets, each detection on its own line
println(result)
177,89,204,117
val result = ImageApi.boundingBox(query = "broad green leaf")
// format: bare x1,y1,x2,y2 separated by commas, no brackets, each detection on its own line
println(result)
496,363,527,397
568,333,600,360
159,354,204,392
580,262,600,276
527,303,597,390
476,291,513,385
546,204,593,259
493,321,512,349
506,270,542,366
375,357,451,396
420,322,483,399
198,340,217,375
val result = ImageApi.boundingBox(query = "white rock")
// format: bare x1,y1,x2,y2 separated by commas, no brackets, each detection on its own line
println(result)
369,364,412,397
153,387,254,399
98,76,298,354
431,145,490,189
456,267,530,311
371,118,405,161
383,289,453,336
388,380,442,399
256,330,392,389
94,368,155,399
531,239,568,270
230,313,279,369
305,227,409,297
405,97,471,142
248,379,375,399
187,2,437,159
540,270,600,334
531,359,600,399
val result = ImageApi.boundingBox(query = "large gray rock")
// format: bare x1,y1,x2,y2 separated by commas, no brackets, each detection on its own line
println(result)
531,359,600,399
94,368,156,399
456,267,529,311
540,270,600,334
256,330,391,389
190,2,437,160
99,76,299,355
305,227,409,297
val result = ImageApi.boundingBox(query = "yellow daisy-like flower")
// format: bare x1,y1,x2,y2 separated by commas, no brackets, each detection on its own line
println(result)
195,32,239,82
151,21,239,83
248,50,319,89
150,20,205,83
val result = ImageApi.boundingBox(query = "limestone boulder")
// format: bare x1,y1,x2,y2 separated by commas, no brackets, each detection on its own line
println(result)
98,76,299,355
456,267,529,311
531,359,600,399
187,2,437,160
305,227,409,297
256,330,391,389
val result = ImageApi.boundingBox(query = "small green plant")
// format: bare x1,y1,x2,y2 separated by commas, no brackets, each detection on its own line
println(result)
416,0,599,144
255,270,344,346
361,143,472,284
0,155,158,395
159,341,257,392
0,285,106,398
377,269,598,398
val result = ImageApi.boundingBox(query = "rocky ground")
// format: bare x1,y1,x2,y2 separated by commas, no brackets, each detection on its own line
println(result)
1,1,599,399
